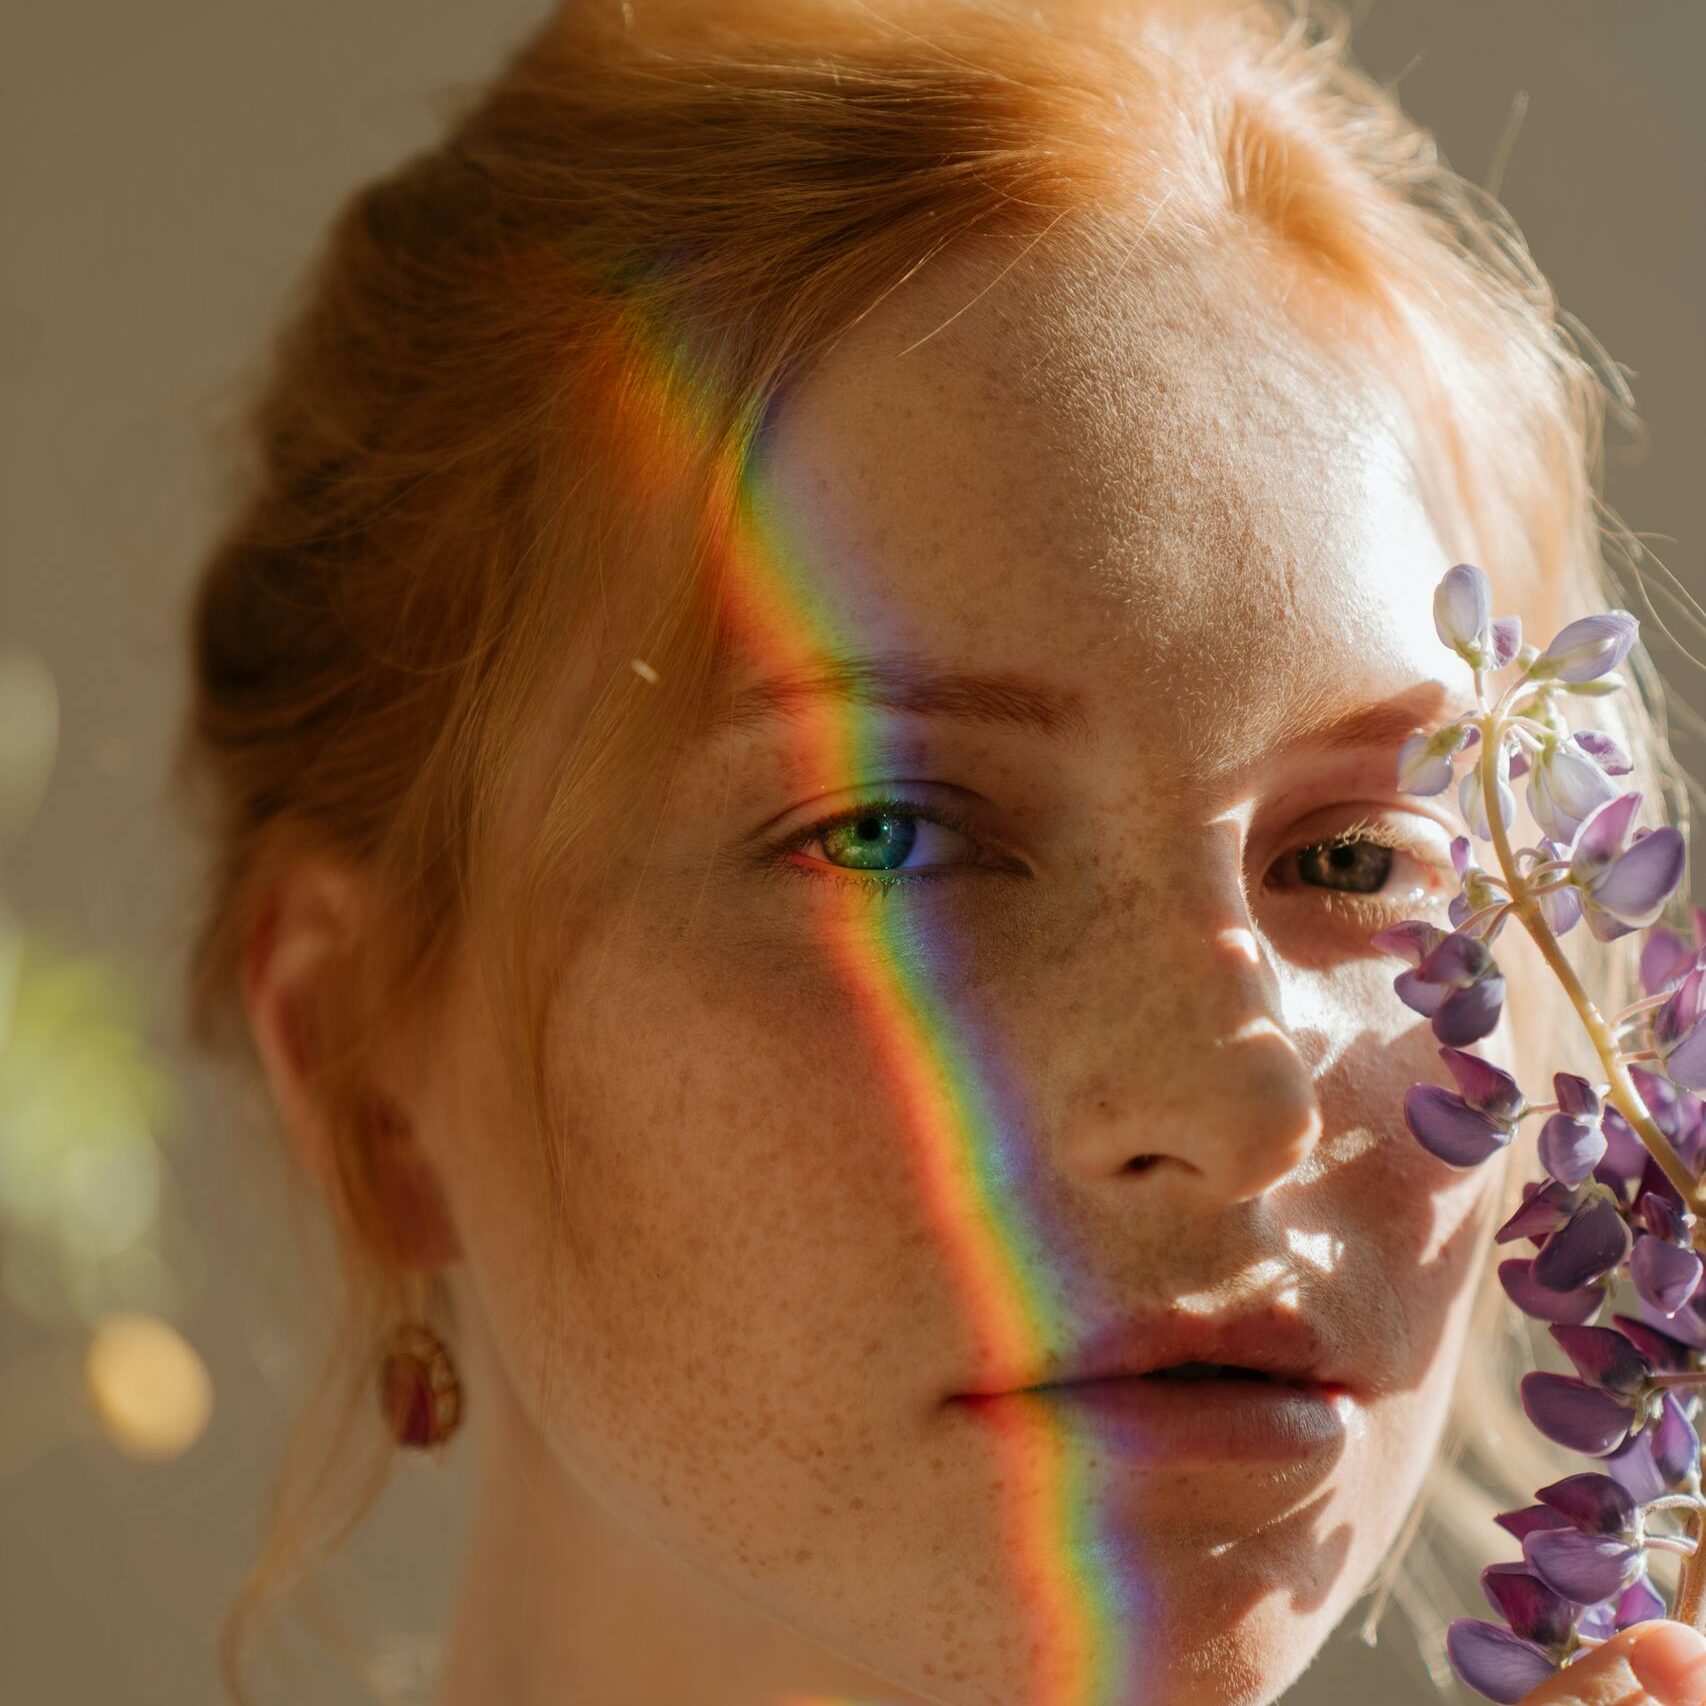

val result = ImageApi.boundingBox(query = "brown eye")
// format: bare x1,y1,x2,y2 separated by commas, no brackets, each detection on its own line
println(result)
1294,838,1394,895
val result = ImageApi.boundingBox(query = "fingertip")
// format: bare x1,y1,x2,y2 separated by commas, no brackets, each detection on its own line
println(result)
1628,1619,1706,1706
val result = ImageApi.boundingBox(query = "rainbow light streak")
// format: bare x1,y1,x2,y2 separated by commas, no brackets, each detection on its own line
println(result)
609,302,1147,1704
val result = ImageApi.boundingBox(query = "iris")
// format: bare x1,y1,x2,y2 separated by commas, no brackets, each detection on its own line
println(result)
820,810,918,871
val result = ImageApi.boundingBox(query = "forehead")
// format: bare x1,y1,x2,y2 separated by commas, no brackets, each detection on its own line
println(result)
739,233,1476,777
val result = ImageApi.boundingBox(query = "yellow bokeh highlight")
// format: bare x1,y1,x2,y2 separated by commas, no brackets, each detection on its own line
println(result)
83,1309,212,1459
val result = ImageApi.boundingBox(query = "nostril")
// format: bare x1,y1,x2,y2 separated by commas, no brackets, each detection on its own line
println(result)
1123,1155,1161,1175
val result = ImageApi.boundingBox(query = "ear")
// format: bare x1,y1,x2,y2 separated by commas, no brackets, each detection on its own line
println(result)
239,858,463,1271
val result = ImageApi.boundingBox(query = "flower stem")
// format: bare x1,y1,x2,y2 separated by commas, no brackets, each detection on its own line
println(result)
1477,715,1705,1225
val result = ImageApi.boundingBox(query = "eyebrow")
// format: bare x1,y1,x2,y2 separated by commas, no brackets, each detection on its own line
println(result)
1274,681,1470,757
717,651,1093,742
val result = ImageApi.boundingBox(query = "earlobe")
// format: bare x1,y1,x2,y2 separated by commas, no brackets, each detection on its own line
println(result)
239,862,464,1272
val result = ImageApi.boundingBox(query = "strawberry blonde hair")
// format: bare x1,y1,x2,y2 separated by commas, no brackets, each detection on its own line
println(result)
174,0,1684,1697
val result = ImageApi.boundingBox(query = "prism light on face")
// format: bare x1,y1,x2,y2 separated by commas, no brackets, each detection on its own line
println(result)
404,227,1571,1706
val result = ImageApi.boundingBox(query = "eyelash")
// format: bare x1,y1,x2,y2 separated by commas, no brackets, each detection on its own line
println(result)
769,799,1451,916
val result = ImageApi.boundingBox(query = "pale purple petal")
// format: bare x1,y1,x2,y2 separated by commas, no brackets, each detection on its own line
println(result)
1397,730,1454,795
1537,881,1582,938
1614,1572,1667,1629
1662,1018,1706,1093
1630,1232,1704,1317
1498,1258,1602,1324
1435,564,1493,656
1490,615,1523,668
1537,611,1638,683
1530,742,1619,843
1446,1619,1557,1705
1539,1113,1606,1189
1591,826,1687,928
1480,1563,1573,1649
1533,1471,1637,1537
1394,966,1449,1017
1532,1197,1632,1291
1404,1085,1509,1167
1571,792,1643,877
1519,1371,1633,1453
1523,1528,1638,1603
1603,1430,1667,1503
1642,925,1696,996
1599,1106,1647,1180
1652,1390,1701,1486
1370,919,1447,965
1573,729,1632,775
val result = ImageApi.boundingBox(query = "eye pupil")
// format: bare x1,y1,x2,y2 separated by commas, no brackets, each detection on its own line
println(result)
822,811,919,871
1297,839,1393,895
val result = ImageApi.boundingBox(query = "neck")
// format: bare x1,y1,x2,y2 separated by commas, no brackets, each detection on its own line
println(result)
431,1308,925,1706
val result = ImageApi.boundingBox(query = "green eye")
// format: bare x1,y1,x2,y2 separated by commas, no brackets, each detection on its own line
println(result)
820,811,920,871
1295,839,1394,894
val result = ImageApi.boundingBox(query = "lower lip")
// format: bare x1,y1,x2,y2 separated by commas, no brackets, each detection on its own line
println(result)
959,1376,1354,1465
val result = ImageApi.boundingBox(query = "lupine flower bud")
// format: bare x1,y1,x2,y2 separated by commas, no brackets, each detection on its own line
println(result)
1526,611,1639,683
1526,735,1622,844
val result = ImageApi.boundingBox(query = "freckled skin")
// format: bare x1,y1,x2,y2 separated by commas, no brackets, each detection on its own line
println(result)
413,233,1563,1706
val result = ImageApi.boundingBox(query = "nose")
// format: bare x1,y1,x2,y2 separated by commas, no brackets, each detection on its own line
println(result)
1063,903,1324,1205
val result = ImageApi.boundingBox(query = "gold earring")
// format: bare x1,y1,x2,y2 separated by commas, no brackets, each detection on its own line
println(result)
377,1320,463,1449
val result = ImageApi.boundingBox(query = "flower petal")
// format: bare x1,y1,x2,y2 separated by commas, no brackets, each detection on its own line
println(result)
1547,1324,1651,1397
1433,975,1506,1046
1573,729,1632,775
1533,1471,1637,1537
1571,793,1643,878
1536,611,1638,683
1522,1528,1638,1603
1494,1503,1573,1542
1446,1619,1558,1705
1498,1258,1602,1324
1652,1390,1700,1486
1480,1562,1573,1649
1539,1113,1606,1189
1370,919,1448,965
1554,1073,1602,1120
1641,926,1696,997
1591,826,1687,928
1532,1197,1633,1292
1630,1231,1704,1317
1496,1180,1580,1245
1405,1085,1510,1167
1440,1046,1525,1119
1435,564,1493,657
1611,1312,1695,1373
1519,1371,1633,1454
1614,1572,1667,1630
1602,1429,1667,1503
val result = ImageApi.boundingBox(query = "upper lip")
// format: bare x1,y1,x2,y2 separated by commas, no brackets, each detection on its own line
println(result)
968,1304,1351,1398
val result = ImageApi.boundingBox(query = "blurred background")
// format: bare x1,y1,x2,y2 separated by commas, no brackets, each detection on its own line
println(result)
0,2,1701,1702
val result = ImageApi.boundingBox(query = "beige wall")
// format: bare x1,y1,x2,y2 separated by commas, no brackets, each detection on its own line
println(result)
1,3,1700,1702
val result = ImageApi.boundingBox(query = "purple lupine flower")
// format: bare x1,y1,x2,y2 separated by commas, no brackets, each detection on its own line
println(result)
1404,1047,1525,1167
1391,931,1507,1045
1629,1232,1703,1316
1519,1371,1636,1455
1526,610,1639,684
1527,735,1622,844
1653,966,1706,1091
1480,1562,1574,1648
1460,735,1517,842
1446,1620,1558,1704
1531,1194,1631,1292
1568,793,1688,942
1537,1073,1606,1189
1497,1257,1604,1325
1400,568,1702,1704
1398,720,1477,795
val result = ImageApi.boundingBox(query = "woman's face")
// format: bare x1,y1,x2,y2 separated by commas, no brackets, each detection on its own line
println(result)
425,237,1551,1706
